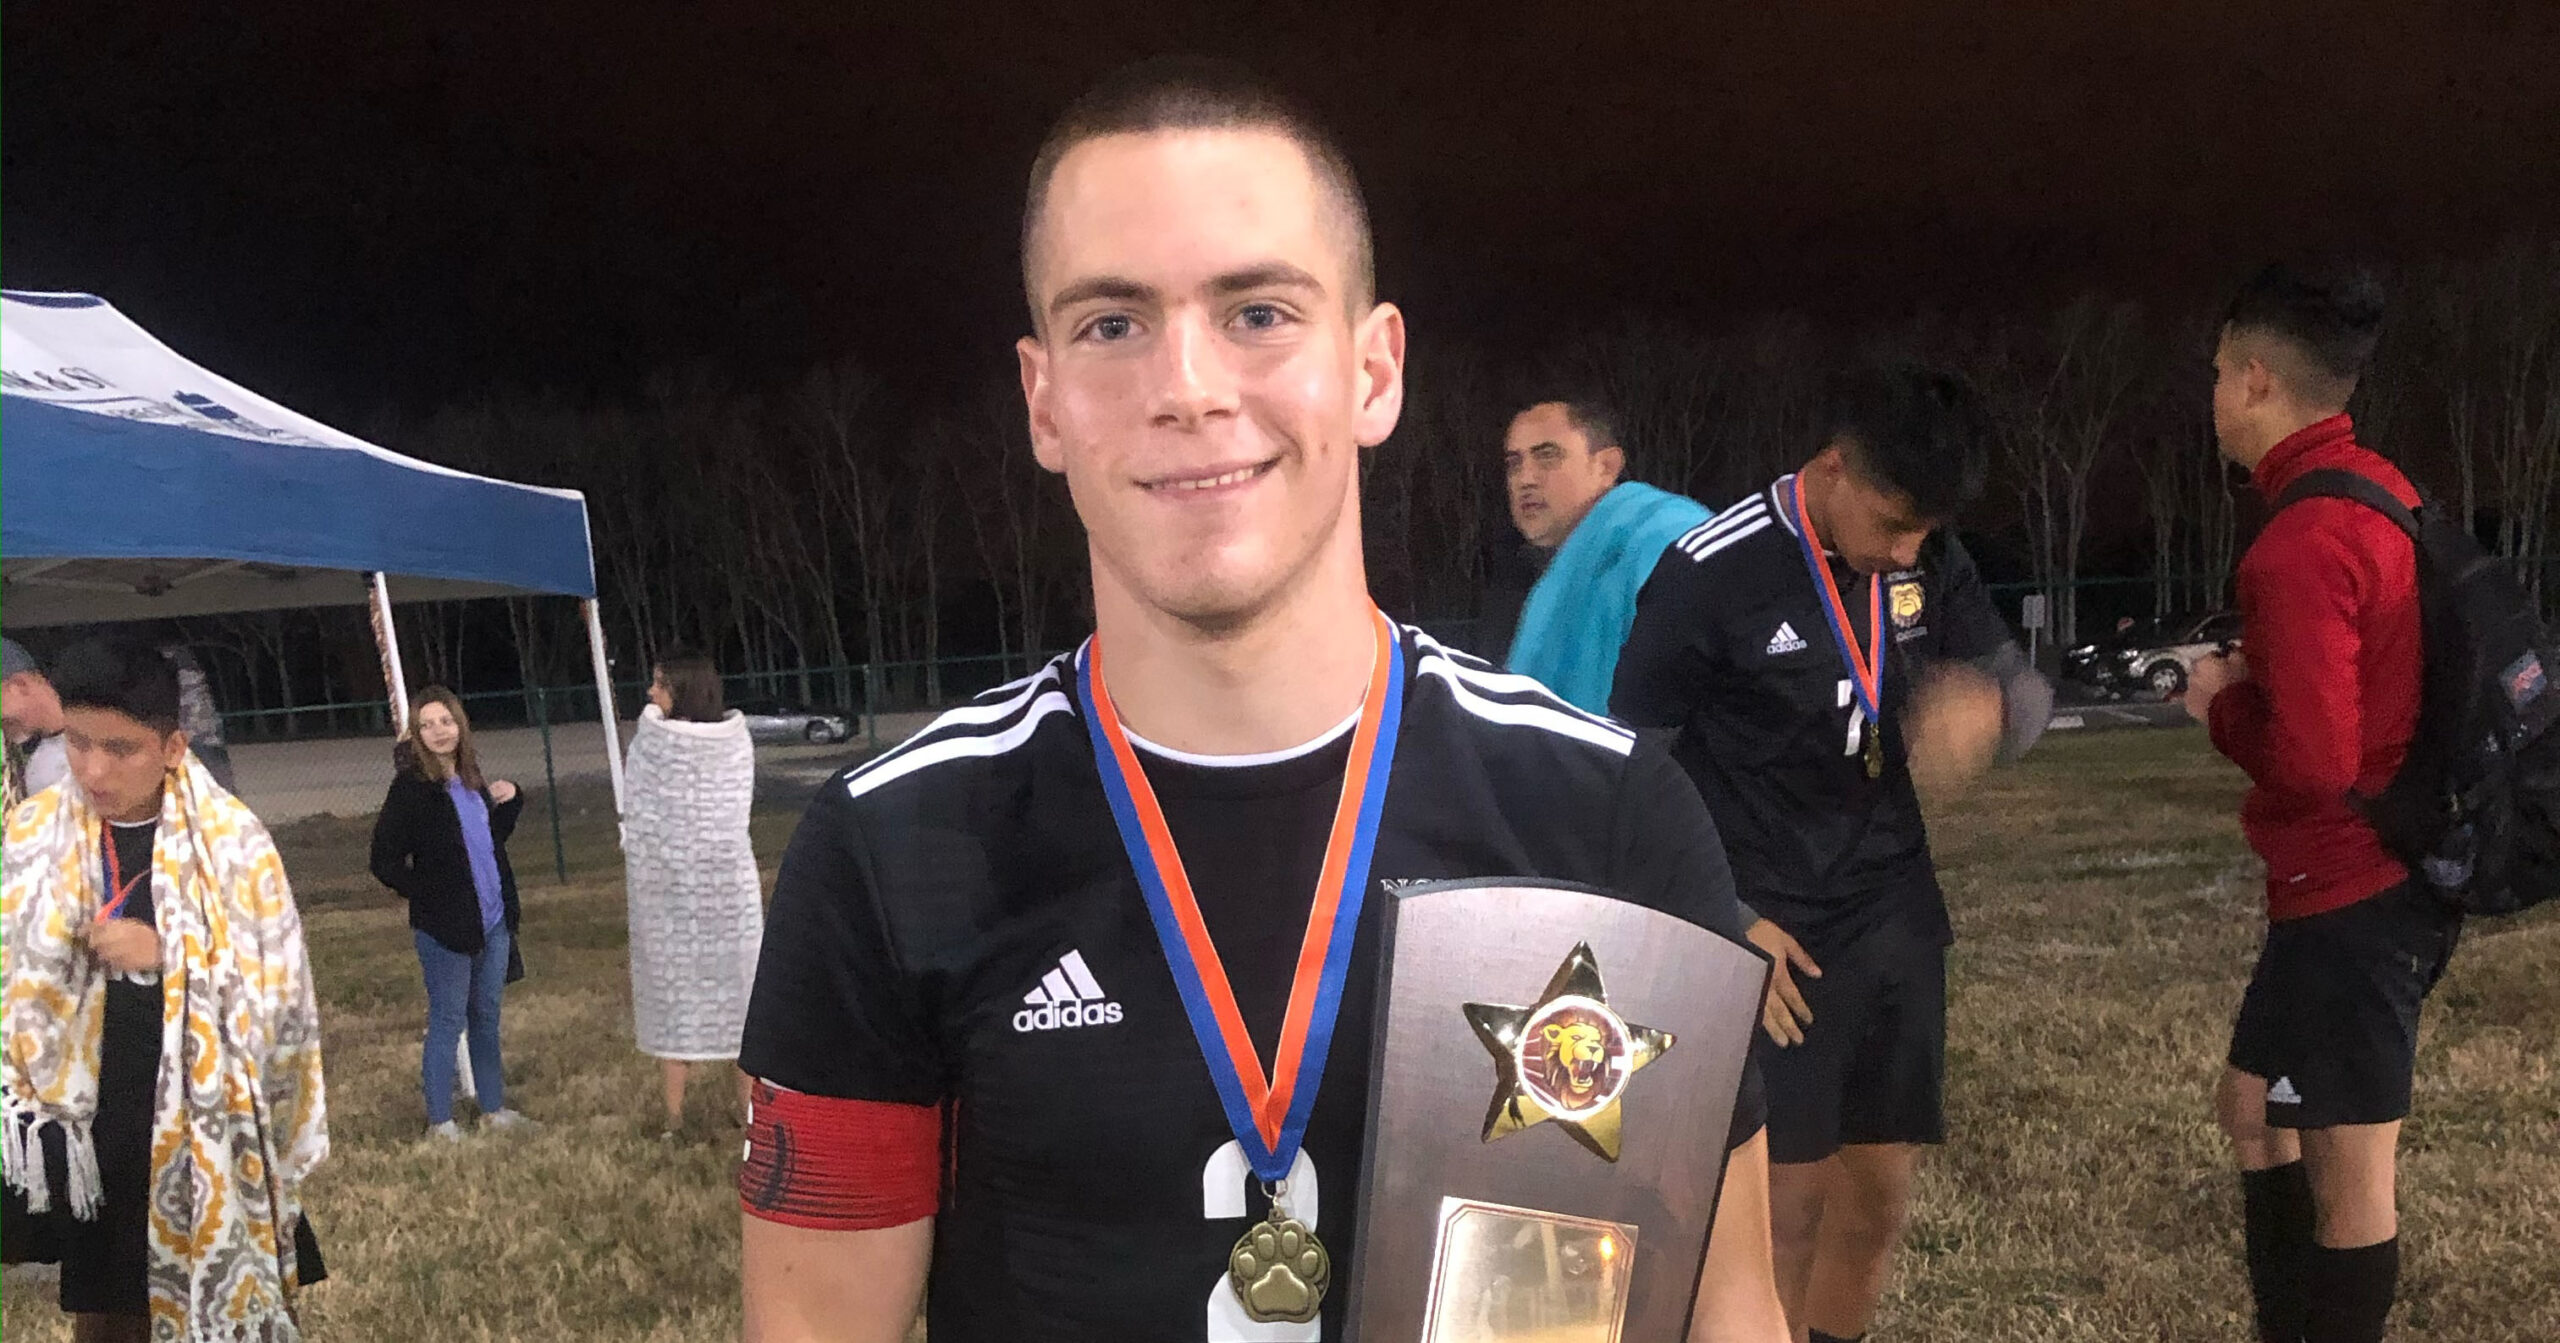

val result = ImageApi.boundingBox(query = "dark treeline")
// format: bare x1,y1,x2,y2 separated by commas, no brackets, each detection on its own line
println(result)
165,239,2560,722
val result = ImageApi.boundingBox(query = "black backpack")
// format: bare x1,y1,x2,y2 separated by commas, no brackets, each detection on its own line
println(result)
2274,469,2560,915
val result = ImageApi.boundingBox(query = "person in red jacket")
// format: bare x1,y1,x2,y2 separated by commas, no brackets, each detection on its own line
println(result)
2185,261,2455,1343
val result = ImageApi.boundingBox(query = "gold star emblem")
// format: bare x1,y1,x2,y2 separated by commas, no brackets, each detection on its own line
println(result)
1463,942,1674,1162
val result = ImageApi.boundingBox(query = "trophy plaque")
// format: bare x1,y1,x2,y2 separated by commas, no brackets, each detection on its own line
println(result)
1344,880,1769,1342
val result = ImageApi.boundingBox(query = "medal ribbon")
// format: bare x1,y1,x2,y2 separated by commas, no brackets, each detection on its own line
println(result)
99,822,148,921
1789,474,1886,726
1079,607,1404,1183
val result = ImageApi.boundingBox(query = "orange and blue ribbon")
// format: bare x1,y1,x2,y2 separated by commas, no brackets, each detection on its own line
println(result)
1790,474,1885,726
1078,607,1404,1183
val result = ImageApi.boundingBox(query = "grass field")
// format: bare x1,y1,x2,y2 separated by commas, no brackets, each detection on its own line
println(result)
6,726,2555,1340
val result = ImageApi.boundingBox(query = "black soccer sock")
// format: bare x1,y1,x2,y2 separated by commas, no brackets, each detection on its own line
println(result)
2302,1238,2399,1343
1808,1331,1866,1343
2241,1162,2315,1343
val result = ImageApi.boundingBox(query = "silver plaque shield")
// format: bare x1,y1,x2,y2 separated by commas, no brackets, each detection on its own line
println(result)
1344,880,1769,1342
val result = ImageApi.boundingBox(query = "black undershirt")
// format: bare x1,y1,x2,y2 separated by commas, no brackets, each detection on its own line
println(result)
1139,730,1350,1062
98,821,161,1129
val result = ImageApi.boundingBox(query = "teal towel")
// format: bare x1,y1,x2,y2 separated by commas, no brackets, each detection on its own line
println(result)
1505,482,1713,714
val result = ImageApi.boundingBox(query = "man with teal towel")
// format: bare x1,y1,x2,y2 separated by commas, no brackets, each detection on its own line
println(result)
1499,399,1711,712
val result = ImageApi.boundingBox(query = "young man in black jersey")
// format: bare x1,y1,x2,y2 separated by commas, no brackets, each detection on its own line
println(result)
737,58,1787,1343
1612,365,2051,1343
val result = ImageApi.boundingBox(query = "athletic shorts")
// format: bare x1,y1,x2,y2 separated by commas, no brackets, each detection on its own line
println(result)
1755,914,1946,1165
2228,881,2462,1130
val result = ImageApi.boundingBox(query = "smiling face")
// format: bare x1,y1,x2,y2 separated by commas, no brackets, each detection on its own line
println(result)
415,701,462,759
1017,127,1406,632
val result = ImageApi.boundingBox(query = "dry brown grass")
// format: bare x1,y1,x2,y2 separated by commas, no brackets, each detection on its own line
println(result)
6,727,2554,1340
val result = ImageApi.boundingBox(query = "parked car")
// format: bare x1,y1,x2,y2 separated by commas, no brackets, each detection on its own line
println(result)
2064,611,2244,701
731,700,857,745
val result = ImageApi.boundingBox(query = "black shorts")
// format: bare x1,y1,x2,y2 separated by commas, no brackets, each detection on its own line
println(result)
2228,881,2462,1130
1755,915,1946,1165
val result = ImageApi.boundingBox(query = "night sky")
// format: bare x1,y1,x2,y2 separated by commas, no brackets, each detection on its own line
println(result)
8,1,2558,426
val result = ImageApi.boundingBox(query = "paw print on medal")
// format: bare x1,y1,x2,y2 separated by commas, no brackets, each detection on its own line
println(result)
1230,1217,1329,1324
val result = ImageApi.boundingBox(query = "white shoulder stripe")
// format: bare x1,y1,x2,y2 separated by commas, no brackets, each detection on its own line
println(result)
1439,658,1632,734
1413,652,1635,758
1408,626,1498,670
1423,665,1636,757
1674,499,1765,552
840,659,1069,799
1768,476,1801,535
845,690,1074,801
1682,516,1771,562
909,662,1062,734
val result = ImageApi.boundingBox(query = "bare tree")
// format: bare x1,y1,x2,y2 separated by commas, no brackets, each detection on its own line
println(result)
1981,298,2147,645
2474,241,2560,602
952,385,1073,673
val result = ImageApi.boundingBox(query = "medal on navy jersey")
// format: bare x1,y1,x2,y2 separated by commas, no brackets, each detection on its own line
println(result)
1789,475,1889,781
1079,607,1404,1325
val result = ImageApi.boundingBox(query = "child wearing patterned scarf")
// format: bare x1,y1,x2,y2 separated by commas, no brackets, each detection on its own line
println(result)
2,638,328,1342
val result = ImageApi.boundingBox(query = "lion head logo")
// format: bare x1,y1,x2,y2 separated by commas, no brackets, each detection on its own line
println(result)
1516,998,1632,1117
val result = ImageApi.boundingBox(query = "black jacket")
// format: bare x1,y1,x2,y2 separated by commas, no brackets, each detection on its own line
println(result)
369,765,524,955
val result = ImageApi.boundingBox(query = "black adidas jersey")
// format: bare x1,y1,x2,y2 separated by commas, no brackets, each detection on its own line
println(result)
1610,475,2014,951
741,625,1762,1341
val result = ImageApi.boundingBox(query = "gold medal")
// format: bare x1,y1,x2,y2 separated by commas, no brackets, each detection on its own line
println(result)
1789,475,1893,783
1228,1185,1330,1323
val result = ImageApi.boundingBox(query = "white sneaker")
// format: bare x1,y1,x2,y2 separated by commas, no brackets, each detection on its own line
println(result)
481,1108,540,1133
425,1120,466,1142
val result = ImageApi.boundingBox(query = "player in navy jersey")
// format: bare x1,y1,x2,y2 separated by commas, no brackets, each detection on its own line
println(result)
736,58,1789,1342
1613,364,2052,1343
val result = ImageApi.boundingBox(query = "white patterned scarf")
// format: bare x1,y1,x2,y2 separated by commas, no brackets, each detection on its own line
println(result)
3,754,329,1341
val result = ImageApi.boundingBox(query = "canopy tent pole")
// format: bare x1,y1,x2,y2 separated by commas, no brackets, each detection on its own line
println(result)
368,572,413,735
584,599,626,820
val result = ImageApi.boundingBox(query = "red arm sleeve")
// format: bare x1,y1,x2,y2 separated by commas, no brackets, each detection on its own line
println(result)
734,774,951,1231
739,1081,943,1231
2215,504,2372,801
2208,678,2272,779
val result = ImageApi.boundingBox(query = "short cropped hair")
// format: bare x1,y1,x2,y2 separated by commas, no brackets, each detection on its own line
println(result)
49,638,184,736
1821,362,1995,522
2221,260,2387,402
1512,397,1624,459
1021,56,1375,319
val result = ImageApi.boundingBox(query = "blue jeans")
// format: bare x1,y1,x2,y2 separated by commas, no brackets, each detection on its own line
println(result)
417,922,509,1124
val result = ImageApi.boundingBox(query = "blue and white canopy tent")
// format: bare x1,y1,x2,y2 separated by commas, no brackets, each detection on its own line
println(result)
0,289,625,810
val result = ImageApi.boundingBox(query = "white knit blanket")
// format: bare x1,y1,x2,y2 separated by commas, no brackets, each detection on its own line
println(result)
622,706,763,1060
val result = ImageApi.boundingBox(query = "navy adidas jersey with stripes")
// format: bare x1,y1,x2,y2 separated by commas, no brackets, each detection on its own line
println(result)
739,624,1762,1341
1611,476,2014,951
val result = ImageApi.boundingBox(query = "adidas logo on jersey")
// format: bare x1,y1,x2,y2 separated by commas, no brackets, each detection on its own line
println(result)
1013,949,1124,1032
1766,622,1809,655
2266,1076,2302,1106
